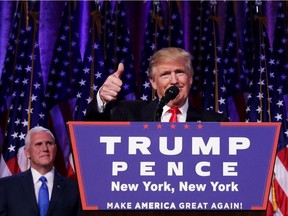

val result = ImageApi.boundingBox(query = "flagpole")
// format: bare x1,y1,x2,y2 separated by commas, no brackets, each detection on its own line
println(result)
151,0,163,100
90,1,101,99
210,0,219,113
27,2,39,132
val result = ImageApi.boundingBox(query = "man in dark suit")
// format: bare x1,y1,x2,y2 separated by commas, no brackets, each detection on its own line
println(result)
0,126,83,216
83,47,264,216
85,47,227,122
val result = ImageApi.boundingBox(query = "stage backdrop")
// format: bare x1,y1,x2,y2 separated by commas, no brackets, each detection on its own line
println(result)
0,1,287,216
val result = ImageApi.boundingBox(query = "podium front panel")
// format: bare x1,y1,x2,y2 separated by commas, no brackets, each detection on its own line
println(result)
68,122,280,211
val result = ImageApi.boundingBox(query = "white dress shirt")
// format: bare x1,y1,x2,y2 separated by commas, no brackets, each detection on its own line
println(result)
31,167,55,202
161,99,188,122
96,88,106,113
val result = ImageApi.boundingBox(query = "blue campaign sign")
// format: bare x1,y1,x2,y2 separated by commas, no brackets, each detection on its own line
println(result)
67,122,280,211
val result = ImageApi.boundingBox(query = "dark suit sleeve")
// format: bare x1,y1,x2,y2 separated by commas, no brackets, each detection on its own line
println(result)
187,107,229,122
72,181,83,216
74,187,83,216
83,99,141,122
0,178,8,216
83,98,111,121
75,181,83,216
205,111,229,122
49,172,83,216
68,178,83,216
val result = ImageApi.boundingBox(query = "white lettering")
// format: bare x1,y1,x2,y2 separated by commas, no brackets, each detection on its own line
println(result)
142,181,173,192
100,136,121,154
192,137,220,155
229,137,250,155
179,181,206,191
140,162,155,176
111,181,139,191
128,137,151,154
210,181,239,191
159,137,182,155
223,162,238,176
112,161,127,176
195,161,210,176
167,162,183,176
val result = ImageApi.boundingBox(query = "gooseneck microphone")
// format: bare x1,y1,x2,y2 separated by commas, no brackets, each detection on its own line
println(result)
154,85,179,121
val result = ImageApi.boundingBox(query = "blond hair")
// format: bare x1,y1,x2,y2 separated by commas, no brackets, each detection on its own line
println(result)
148,47,193,79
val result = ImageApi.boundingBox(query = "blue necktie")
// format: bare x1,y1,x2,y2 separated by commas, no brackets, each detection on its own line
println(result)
38,176,49,216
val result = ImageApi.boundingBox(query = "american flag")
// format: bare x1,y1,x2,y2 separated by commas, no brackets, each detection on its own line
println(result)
191,2,207,107
74,1,105,121
265,2,288,216
0,3,21,141
221,1,246,122
243,3,288,215
166,1,184,48
200,1,229,116
44,1,83,177
0,1,47,177
45,1,82,112
241,1,257,95
139,1,168,101
101,1,136,101
245,8,271,123
271,2,288,95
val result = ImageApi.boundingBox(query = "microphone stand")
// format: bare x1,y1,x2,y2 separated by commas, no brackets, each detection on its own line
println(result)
154,105,163,122
153,85,179,122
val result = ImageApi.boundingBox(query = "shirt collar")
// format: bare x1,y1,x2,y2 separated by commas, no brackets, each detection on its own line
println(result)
163,99,189,115
31,167,55,184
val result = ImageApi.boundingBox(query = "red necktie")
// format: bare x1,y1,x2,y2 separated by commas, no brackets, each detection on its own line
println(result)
168,107,180,122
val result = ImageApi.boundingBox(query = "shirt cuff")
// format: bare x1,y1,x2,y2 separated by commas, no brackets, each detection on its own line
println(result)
96,89,106,113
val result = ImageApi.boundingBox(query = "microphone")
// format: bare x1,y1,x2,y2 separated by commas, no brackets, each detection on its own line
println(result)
154,86,179,121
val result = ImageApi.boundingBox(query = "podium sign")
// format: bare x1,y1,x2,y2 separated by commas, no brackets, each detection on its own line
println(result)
68,122,280,211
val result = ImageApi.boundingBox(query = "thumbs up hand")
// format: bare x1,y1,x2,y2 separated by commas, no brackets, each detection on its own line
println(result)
99,63,124,103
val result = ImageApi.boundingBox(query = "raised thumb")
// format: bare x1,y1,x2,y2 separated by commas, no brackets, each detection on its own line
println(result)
114,63,124,78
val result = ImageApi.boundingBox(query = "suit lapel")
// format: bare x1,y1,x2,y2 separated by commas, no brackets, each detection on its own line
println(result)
47,171,65,215
142,100,158,121
186,105,200,122
22,169,39,215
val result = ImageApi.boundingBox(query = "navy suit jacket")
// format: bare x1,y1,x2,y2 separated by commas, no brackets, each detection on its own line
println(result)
84,99,228,122
0,169,82,216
